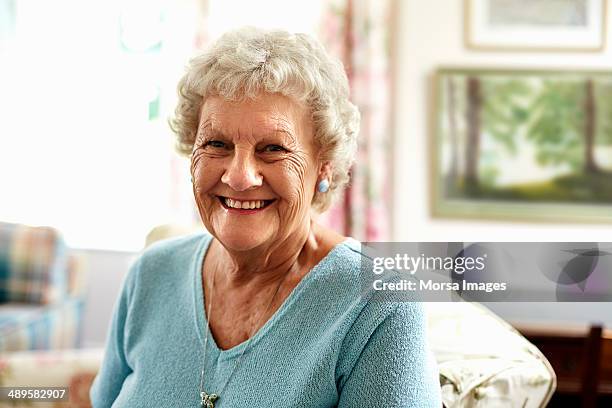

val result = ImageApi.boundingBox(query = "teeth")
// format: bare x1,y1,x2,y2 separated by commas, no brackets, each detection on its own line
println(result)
224,198,267,209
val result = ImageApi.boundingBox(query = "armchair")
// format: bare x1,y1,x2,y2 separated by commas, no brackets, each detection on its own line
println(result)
0,222,86,352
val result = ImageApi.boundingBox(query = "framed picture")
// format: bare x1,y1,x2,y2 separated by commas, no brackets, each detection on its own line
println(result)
432,67,612,223
465,0,607,51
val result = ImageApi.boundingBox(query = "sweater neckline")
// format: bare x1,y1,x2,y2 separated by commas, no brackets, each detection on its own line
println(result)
192,233,357,359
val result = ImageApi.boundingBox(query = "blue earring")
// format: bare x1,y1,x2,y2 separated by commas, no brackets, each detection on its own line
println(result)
317,179,330,193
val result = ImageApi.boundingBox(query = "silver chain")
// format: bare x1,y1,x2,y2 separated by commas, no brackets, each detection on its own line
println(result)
198,264,290,405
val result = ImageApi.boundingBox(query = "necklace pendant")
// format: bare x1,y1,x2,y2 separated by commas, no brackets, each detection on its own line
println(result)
200,392,219,408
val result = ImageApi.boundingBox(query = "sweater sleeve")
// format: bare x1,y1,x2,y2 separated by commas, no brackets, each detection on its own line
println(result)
89,259,139,408
337,302,442,408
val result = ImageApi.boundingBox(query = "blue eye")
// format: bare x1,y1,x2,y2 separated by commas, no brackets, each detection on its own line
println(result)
205,140,226,149
263,144,286,152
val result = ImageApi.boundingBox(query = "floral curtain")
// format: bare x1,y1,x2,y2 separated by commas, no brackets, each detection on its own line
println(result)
318,0,392,241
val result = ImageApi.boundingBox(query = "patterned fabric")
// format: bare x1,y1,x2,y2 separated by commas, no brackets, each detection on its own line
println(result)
318,0,392,240
0,223,68,304
0,348,102,408
427,301,556,407
0,298,84,352
0,222,85,352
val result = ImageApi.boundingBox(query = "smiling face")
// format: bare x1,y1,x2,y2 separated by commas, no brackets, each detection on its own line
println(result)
191,93,322,252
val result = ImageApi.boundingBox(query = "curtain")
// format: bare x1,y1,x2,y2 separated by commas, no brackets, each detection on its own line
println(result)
318,0,392,241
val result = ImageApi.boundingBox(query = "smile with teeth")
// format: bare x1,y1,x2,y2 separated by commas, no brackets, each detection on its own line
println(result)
219,197,275,210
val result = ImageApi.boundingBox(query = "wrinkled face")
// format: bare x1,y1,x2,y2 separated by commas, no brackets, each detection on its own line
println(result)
191,93,321,252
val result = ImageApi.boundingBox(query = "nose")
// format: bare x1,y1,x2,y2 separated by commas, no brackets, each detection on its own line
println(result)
221,148,263,191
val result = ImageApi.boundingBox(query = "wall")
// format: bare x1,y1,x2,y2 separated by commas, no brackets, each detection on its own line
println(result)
78,249,137,347
392,0,612,325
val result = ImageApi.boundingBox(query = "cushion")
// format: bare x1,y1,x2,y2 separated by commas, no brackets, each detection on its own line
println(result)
427,301,556,407
0,299,84,351
0,223,68,304
0,348,102,407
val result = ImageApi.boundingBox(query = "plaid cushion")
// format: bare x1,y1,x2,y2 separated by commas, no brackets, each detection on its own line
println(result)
0,299,84,351
0,223,68,304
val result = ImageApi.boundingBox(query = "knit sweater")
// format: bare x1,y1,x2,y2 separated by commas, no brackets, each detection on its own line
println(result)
90,233,442,407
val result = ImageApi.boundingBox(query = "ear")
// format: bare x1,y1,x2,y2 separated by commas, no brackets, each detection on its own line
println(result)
318,161,333,181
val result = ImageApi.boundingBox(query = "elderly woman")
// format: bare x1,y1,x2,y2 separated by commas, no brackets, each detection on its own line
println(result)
90,27,441,407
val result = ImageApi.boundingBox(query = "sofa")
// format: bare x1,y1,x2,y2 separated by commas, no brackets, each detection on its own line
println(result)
0,222,85,352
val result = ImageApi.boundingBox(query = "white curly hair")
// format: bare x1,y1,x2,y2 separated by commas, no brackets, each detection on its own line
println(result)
169,27,360,212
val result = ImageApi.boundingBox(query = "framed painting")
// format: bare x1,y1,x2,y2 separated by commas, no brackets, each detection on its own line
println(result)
432,67,612,223
465,0,607,51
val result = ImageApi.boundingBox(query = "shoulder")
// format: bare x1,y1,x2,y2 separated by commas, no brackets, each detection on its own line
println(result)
321,239,417,301
340,295,428,364
325,239,428,354
140,232,211,267
320,238,362,269
315,237,372,278
318,237,426,331
123,232,212,292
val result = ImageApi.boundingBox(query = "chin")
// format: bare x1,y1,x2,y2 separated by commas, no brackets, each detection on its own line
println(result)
215,229,271,252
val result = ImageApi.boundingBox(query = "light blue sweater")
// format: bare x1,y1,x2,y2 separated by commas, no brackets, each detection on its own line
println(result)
90,233,441,407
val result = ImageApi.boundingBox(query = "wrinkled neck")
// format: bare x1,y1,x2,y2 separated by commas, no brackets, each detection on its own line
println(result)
207,217,323,290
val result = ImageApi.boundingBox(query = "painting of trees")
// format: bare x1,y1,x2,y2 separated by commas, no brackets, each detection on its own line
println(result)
526,78,600,173
437,69,612,209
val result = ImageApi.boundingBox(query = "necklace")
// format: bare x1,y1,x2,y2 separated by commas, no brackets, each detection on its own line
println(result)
198,266,290,408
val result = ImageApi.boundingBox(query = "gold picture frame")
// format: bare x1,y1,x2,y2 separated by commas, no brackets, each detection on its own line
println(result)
465,0,607,52
431,67,612,224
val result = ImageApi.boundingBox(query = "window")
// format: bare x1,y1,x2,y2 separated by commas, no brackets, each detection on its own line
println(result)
0,0,323,250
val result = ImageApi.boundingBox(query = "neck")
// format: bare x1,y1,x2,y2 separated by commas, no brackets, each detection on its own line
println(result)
208,216,324,289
